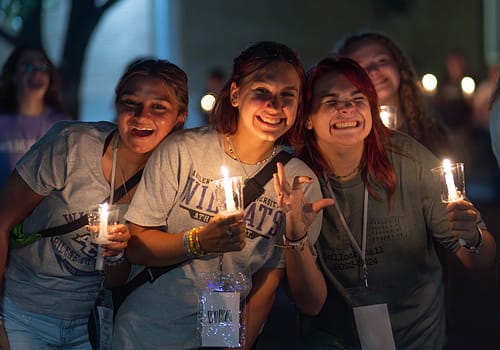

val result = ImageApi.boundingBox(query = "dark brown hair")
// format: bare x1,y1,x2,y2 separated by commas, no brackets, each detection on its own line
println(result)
114,59,189,119
210,41,304,144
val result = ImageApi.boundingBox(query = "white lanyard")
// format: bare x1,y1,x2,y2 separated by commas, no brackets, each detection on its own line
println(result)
109,132,119,204
324,174,369,287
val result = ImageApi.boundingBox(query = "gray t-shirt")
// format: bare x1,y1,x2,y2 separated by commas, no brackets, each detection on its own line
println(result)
301,132,484,349
114,126,323,350
5,121,118,319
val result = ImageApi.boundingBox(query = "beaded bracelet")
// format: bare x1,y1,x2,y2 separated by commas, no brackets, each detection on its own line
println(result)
184,227,206,257
183,231,194,258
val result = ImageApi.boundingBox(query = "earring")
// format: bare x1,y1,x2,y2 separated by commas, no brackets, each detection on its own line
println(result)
230,94,238,106
306,119,313,129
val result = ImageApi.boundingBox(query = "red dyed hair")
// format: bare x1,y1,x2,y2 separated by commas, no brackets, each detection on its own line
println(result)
290,56,397,205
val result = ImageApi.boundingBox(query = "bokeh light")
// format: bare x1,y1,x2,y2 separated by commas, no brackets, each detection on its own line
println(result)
200,93,216,113
461,76,475,95
422,73,438,92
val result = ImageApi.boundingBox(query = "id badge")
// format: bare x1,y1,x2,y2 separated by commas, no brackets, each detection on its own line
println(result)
198,258,248,348
200,291,240,347
347,286,395,350
353,303,396,350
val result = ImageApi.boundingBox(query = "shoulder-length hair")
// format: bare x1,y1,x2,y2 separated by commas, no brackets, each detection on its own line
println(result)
291,56,396,205
336,32,449,157
210,41,305,144
0,45,64,114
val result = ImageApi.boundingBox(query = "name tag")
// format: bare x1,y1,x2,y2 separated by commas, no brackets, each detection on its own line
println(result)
200,291,240,347
353,303,396,350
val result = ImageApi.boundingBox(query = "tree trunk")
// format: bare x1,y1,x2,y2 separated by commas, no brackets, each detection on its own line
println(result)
60,0,119,120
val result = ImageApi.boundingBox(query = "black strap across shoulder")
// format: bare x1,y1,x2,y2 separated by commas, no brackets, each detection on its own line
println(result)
119,150,294,300
243,150,292,207
38,168,144,238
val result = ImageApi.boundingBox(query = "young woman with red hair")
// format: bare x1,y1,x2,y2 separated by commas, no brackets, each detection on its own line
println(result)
274,56,496,349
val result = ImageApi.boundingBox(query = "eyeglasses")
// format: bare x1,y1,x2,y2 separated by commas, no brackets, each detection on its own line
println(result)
19,63,49,74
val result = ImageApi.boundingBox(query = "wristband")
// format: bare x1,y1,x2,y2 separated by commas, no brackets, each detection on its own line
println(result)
185,227,206,257
459,227,484,254
281,232,308,251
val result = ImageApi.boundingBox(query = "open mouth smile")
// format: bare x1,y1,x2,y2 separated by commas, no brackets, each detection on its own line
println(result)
333,121,360,129
131,127,154,137
258,115,283,126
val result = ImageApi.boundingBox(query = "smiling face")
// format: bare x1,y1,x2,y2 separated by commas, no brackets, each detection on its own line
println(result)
116,75,186,155
230,61,301,144
15,50,50,99
345,40,400,106
308,71,372,151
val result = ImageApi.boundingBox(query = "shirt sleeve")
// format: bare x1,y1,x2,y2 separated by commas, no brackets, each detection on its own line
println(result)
16,121,70,195
124,134,183,227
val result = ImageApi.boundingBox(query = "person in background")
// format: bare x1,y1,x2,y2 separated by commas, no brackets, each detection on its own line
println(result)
0,45,70,185
335,32,450,158
0,59,188,349
278,56,496,349
473,61,499,128
491,74,500,167
112,41,326,350
433,50,473,131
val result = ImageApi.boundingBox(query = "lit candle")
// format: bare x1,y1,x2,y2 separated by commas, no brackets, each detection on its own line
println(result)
99,202,109,241
221,166,236,213
95,203,109,270
443,159,459,201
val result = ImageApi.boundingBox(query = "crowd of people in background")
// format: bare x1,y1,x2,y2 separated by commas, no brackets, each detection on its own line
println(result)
0,31,498,350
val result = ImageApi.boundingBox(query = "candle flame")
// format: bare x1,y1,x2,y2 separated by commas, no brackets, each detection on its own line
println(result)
443,158,451,170
221,166,229,179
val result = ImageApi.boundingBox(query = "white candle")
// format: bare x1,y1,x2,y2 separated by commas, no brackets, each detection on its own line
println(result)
221,166,236,213
443,159,459,201
99,202,109,241
95,246,104,270
95,202,109,270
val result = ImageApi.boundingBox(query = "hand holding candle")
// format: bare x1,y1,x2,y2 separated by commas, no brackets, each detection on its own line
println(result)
213,167,243,216
431,159,465,203
88,203,120,270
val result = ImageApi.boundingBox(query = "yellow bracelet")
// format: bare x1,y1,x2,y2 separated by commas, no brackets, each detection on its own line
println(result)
187,227,206,257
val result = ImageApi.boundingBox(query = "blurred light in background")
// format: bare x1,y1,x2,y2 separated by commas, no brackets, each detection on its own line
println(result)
200,93,216,113
461,76,476,95
422,73,438,93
